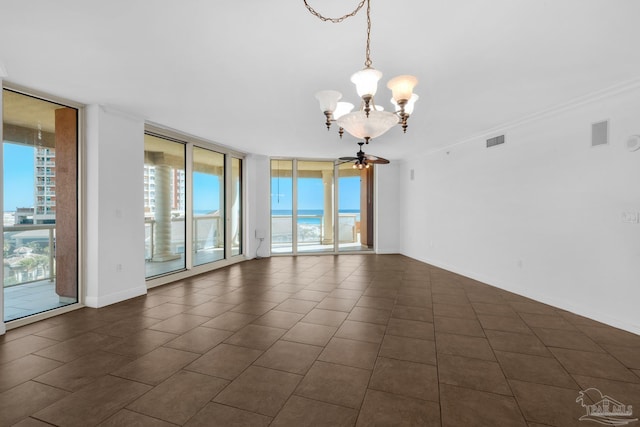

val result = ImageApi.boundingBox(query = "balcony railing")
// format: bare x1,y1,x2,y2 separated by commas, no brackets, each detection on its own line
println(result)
272,213,358,245
3,224,56,288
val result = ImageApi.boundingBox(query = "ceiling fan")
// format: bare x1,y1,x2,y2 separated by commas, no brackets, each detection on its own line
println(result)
338,142,390,170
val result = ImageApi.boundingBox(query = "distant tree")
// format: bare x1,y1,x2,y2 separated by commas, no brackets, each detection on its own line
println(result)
33,254,49,278
18,257,38,281
27,241,42,254
3,240,12,257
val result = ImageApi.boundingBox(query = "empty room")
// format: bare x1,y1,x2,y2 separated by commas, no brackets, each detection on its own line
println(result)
1,1,639,426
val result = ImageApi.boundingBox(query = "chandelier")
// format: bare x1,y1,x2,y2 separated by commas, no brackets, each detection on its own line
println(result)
305,0,419,144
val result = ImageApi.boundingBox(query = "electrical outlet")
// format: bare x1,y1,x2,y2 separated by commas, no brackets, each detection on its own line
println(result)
621,212,639,224
255,229,266,239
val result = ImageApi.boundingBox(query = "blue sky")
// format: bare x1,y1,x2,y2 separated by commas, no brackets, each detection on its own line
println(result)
193,172,220,212
3,141,359,213
272,176,360,211
3,143,35,210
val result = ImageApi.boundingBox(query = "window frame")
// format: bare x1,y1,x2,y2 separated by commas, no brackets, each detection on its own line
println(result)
1,82,85,330
144,124,246,289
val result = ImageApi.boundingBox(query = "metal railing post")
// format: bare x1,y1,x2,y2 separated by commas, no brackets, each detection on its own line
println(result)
48,228,54,282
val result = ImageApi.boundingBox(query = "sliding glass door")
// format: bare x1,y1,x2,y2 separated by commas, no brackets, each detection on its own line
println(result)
297,161,334,253
271,160,293,254
338,162,371,252
270,159,373,255
144,134,186,277
192,146,224,266
145,132,244,280
3,89,79,322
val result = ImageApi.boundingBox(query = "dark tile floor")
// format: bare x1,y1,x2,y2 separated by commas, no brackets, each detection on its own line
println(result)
1,254,639,426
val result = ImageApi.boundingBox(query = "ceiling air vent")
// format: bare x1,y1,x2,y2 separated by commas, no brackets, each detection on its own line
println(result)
486,135,505,148
591,120,609,147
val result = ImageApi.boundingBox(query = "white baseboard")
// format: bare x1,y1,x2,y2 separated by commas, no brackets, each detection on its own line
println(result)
84,285,147,308
403,253,640,336
0,321,6,335
376,247,400,254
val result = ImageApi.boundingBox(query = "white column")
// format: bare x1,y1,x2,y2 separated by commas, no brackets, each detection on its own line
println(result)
217,174,225,248
152,164,179,261
231,164,240,248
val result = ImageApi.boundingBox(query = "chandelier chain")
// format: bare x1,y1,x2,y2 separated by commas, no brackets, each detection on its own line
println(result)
303,0,374,68
302,0,366,23
364,0,371,68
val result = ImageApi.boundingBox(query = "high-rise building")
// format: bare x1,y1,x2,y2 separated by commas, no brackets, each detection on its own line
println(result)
33,147,56,224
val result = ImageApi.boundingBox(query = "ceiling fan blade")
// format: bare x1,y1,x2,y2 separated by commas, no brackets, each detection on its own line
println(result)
364,154,390,163
366,156,390,164
338,157,358,161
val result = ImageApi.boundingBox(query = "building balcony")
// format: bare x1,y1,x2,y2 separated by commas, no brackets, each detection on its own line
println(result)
3,224,63,321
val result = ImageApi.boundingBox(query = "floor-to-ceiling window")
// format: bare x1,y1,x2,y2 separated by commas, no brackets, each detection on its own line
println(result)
2,88,79,322
297,161,335,253
271,160,293,254
192,146,224,266
338,162,372,252
144,134,186,277
270,159,373,255
145,130,244,281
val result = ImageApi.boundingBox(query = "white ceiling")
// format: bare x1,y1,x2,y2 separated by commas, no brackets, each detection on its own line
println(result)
1,0,639,161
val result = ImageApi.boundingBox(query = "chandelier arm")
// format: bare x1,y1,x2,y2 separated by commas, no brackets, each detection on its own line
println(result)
302,0,366,24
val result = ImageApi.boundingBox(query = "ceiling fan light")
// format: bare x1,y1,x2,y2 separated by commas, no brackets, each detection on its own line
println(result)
351,68,382,98
333,102,354,120
387,75,418,103
315,90,342,113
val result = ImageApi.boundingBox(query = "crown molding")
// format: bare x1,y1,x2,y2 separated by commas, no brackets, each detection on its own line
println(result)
417,76,640,158
100,105,147,123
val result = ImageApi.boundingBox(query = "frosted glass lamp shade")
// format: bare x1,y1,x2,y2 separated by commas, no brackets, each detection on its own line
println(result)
387,75,418,103
315,90,342,113
391,94,419,114
405,94,419,115
333,102,354,120
350,68,382,97
336,110,399,140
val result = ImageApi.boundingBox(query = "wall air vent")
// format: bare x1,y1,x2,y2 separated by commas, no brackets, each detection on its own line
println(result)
486,135,505,148
591,120,609,147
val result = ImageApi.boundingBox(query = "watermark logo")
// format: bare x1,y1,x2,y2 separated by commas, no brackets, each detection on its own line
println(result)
576,388,638,425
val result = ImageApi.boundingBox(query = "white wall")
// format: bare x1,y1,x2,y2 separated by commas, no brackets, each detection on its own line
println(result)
0,81,5,335
375,162,401,254
399,83,640,334
245,154,271,259
85,105,147,307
